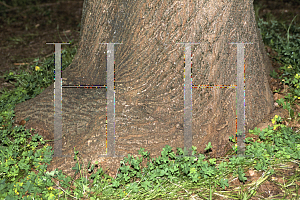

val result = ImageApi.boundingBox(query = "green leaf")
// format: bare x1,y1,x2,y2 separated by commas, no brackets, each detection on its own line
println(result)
205,142,212,151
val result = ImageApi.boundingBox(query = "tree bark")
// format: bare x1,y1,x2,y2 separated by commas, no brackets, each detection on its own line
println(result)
13,0,274,179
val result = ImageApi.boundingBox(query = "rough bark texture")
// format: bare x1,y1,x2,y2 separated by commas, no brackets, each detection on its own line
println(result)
13,0,274,179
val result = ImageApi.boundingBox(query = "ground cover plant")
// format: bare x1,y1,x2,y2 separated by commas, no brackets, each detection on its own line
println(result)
0,0,300,199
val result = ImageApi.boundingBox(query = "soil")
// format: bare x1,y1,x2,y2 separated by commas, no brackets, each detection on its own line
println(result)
1,0,300,199
0,0,83,92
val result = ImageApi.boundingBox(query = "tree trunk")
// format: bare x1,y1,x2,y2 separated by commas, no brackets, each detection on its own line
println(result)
13,0,274,179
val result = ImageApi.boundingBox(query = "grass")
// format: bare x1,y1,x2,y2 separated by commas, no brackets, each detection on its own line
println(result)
1,2,300,200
